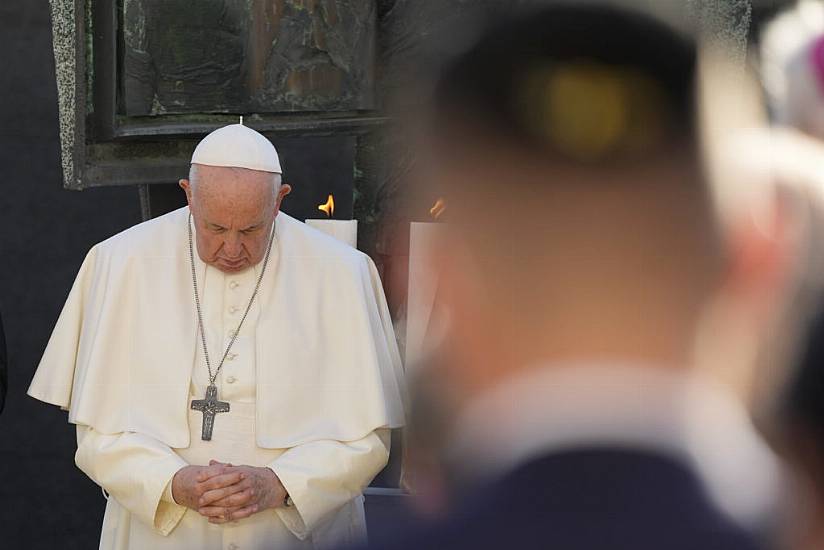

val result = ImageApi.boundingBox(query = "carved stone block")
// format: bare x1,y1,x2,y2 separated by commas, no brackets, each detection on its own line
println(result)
122,0,376,115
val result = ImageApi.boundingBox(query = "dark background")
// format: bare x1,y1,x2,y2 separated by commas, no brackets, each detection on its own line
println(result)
0,0,794,548
0,3,141,548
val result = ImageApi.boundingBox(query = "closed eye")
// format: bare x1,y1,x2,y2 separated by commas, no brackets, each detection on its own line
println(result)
241,225,262,235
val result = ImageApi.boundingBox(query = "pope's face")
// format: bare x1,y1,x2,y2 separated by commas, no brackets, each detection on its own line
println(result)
180,164,291,273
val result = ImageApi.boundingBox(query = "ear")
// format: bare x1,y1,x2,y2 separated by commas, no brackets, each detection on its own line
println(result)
686,193,796,403
179,179,193,206
721,192,795,326
275,183,292,213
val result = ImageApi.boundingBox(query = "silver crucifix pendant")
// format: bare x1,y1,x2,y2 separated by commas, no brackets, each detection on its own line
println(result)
191,384,230,441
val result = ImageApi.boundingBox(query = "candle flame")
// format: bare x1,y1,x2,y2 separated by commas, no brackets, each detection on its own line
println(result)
318,194,335,218
430,198,446,220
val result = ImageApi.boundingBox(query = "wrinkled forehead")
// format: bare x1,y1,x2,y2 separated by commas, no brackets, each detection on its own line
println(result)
190,164,278,218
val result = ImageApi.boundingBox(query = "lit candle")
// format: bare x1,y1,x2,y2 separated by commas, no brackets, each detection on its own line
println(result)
405,199,447,369
305,194,358,248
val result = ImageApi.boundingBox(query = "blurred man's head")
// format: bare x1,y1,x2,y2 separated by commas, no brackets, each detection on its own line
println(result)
420,4,787,396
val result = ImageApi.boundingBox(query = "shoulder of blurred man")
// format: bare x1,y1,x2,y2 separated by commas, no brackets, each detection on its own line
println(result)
360,448,766,550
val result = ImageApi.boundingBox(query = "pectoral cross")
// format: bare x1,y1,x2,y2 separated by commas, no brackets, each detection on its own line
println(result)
191,384,230,441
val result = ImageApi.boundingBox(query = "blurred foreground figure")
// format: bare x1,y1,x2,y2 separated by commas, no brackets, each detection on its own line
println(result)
760,3,824,548
778,305,824,550
27,124,406,550
366,4,792,550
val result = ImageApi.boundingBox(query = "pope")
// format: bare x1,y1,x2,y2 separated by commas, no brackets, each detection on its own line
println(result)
27,124,406,550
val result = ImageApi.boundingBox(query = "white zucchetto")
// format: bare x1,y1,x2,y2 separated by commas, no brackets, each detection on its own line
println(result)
191,123,282,174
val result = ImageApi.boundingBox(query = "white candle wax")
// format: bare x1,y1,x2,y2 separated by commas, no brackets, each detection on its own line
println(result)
305,219,358,248
405,221,446,369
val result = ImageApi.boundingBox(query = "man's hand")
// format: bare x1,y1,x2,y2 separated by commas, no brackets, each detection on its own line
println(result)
197,465,288,524
171,461,245,510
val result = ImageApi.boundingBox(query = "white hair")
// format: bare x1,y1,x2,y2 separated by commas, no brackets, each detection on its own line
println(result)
188,164,282,195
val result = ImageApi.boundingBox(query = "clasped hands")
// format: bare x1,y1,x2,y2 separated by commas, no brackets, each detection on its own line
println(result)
172,460,287,524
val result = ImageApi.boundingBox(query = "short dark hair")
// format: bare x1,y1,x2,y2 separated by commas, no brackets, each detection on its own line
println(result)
430,3,698,164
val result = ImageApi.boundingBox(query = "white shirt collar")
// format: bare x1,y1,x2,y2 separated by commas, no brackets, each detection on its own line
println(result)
448,363,785,530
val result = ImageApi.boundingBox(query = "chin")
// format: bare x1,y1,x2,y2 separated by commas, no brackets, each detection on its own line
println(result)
215,260,249,273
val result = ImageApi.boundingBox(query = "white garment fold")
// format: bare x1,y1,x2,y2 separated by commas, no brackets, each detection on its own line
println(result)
29,206,405,549
28,207,407,449
76,418,388,549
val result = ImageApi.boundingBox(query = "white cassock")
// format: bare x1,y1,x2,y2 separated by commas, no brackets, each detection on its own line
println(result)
28,206,407,550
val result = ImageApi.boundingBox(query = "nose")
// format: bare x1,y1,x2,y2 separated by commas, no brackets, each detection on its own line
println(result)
223,233,243,258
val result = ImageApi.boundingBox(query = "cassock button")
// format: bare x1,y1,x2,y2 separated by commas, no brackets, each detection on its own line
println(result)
226,376,237,384
228,305,239,314
229,281,239,289
227,352,238,361
228,544,239,550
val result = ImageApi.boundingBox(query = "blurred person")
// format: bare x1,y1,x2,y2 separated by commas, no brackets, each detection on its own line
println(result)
358,4,794,550
775,299,824,550
762,0,824,139
27,124,406,550
757,3,824,548
704,127,824,550
723,127,824,550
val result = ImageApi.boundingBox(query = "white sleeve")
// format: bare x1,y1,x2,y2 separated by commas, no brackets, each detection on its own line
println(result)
75,425,189,536
269,428,391,540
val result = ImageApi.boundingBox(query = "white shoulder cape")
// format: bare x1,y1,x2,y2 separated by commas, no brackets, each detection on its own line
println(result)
28,207,406,448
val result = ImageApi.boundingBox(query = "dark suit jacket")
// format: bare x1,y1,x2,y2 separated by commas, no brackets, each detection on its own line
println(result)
362,448,765,550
